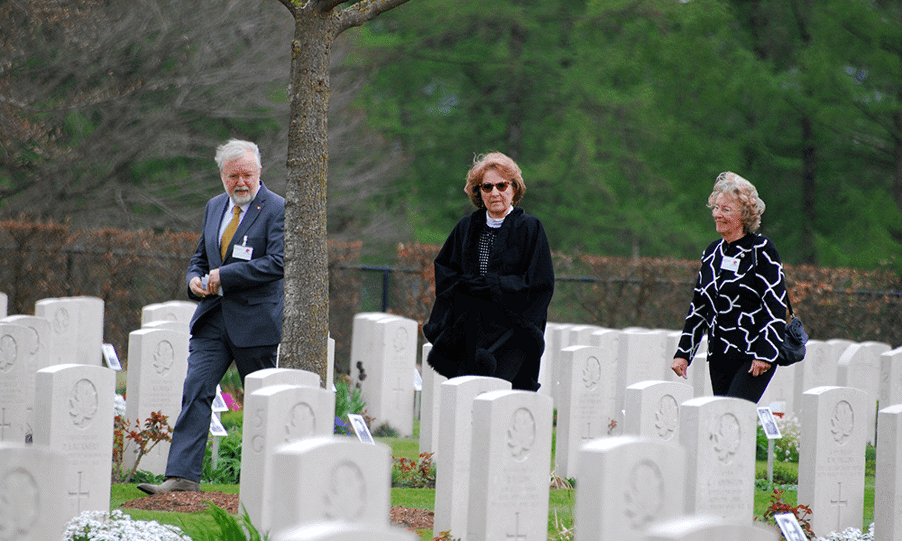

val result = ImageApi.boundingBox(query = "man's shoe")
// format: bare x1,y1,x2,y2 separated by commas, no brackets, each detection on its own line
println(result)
137,477,200,495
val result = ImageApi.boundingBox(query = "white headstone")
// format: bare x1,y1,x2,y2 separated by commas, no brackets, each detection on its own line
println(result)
272,522,419,541
0,443,69,540
837,341,890,444
33,364,115,518
576,436,686,540
679,396,757,519
623,380,694,443
685,353,713,399
241,383,336,531
798,386,867,536
418,342,447,456
357,315,418,436
0,292,6,317
555,345,618,478
590,328,626,433
793,339,836,406
350,312,397,388
536,323,562,399
268,436,392,537
467,390,553,541
875,403,902,541
617,329,671,415
0,322,33,443
1,315,52,437
140,300,197,327
34,296,104,366
141,320,189,334
433,376,511,539
244,367,321,396
123,328,189,474
643,516,779,541
0,328,26,443
880,347,902,408
761,362,797,419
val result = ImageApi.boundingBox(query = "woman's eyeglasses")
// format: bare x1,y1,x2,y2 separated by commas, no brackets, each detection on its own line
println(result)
480,181,511,193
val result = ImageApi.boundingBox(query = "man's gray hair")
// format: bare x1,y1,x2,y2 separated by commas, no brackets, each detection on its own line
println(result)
215,139,262,171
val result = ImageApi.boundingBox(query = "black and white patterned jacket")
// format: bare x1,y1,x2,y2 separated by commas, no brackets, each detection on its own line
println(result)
676,233,787,365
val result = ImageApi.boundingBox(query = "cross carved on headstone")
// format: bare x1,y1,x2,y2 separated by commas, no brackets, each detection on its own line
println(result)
0,408,10,439
507,511,527,541
830,481,849,530
582,420,593,440
68,471,91,513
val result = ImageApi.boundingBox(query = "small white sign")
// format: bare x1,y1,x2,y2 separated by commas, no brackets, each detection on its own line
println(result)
209,412,228,436
102,343,122,371
212,385,229,413
757,406,782,439
774,512,807,541
348,413,374,445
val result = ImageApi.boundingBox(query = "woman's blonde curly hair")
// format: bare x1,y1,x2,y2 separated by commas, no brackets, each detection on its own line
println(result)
707,171,766,233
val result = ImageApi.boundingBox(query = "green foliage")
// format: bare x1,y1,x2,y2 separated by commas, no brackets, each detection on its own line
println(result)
130,470,166,485
178,504,268,541
334,376,367,434
759,488,815,540
391,453,436,488
355,0,902,271
373,422,401,438
202,429,243,485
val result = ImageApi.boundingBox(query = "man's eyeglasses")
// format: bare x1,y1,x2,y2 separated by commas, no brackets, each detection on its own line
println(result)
480,181,511,193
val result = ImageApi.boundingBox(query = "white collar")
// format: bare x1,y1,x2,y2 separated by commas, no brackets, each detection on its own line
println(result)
486,206,513,228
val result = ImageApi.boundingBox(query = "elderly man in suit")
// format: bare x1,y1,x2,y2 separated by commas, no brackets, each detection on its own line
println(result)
138,139,284,494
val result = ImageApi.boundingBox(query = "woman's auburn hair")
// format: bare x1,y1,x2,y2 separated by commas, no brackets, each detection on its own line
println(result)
464,152,525,208
707,171,766,233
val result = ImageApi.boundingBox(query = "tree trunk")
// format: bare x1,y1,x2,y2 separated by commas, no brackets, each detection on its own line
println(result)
279,11,338,384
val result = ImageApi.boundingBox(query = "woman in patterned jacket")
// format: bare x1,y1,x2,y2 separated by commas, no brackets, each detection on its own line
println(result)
671,172,788,403
423,152,555,391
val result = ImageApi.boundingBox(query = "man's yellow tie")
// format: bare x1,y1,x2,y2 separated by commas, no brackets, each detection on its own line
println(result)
220,206,241,259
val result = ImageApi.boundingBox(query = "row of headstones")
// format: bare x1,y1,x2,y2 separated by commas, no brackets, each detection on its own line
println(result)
0,363,419,540
538,323,901,443
0,297,197,539
347,314,902,451
7,359,902,540
427,373,902,540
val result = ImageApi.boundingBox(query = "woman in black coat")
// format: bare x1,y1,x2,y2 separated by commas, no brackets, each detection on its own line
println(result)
671,172,788,403
423,152,554,391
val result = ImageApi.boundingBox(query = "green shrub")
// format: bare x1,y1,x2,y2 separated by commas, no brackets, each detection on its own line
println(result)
334,376,367,434
203,429,243,484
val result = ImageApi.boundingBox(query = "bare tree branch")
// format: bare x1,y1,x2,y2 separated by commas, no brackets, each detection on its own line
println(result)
337,0,413,35
315,0,347,13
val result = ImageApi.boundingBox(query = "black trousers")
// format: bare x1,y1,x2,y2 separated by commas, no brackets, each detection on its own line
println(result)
708,358,776,404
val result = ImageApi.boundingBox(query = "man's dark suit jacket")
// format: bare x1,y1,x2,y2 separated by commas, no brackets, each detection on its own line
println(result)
186,183,285,347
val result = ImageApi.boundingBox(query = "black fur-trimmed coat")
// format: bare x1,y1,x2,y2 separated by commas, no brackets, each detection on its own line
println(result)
423,207,554,390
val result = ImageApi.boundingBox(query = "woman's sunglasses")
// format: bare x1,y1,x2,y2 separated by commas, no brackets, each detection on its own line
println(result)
479,181,511,193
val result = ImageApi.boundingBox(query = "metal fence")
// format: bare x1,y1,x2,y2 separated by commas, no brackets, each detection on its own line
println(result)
2,240,900,373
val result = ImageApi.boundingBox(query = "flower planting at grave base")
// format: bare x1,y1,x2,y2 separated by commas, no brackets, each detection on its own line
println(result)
112,410,173,483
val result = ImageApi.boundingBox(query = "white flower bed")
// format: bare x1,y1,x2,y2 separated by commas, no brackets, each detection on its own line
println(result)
817,523,874,541
63,509,190,541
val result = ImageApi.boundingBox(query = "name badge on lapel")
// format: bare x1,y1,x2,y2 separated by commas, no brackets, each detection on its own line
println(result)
232,236,253,260
720,256,740,272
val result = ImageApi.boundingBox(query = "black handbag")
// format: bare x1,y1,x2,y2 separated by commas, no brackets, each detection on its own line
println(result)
776,296,808,366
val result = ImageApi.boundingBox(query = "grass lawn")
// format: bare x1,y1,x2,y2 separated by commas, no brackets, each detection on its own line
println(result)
110,433,878,541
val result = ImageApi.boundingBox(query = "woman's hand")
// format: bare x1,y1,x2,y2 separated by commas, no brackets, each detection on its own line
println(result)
671,357,689,379
748,359,772,377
